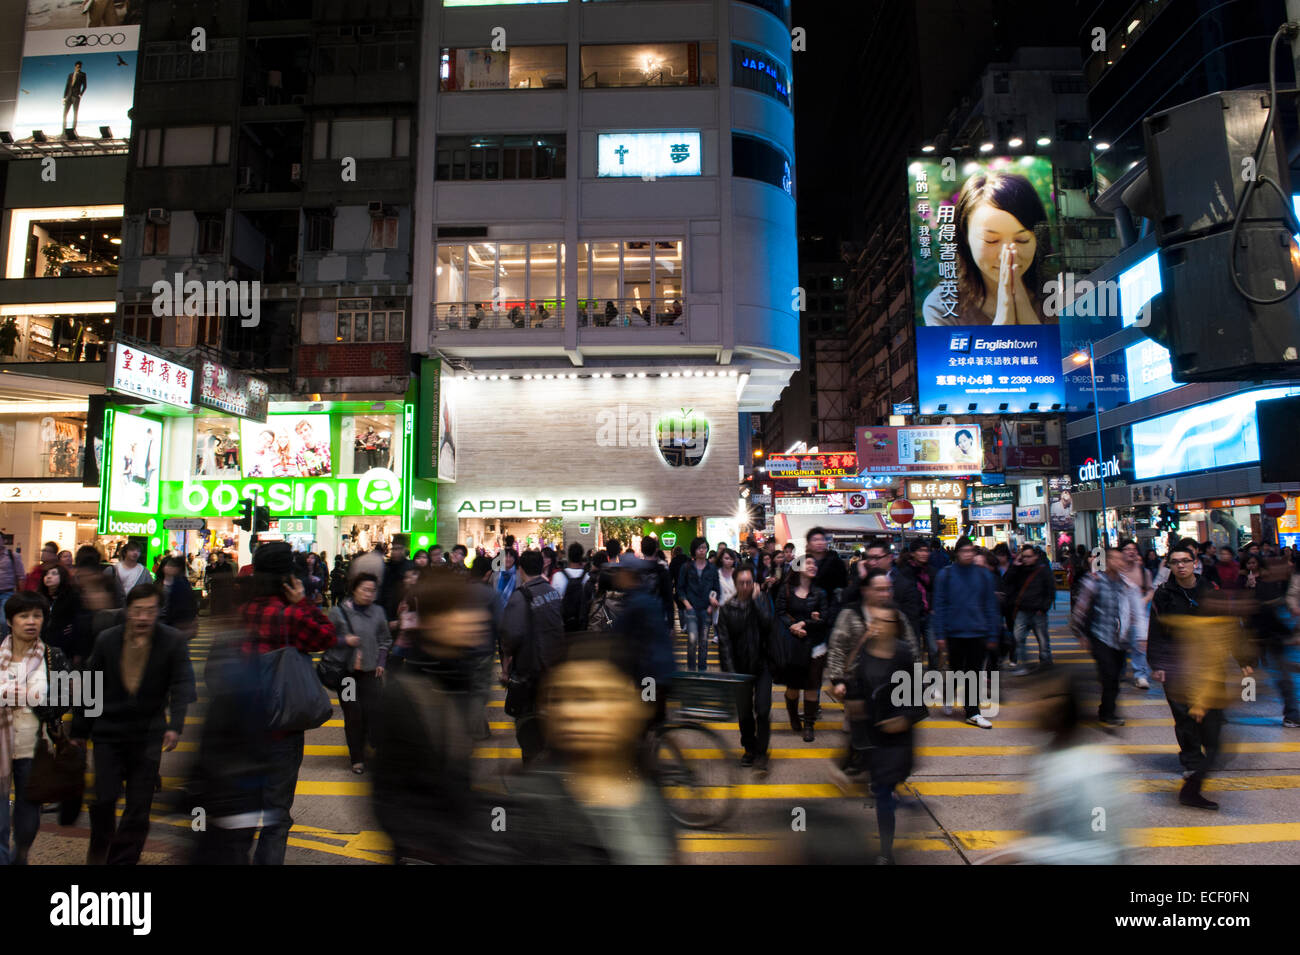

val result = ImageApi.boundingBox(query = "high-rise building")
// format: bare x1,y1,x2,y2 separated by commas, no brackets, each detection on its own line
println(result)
413,0,799,551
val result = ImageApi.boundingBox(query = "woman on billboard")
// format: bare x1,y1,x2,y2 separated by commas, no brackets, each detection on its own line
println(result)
921,169,1051,326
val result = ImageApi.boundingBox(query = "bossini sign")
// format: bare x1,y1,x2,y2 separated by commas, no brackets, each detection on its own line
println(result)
161,469,403,517
457,497,638,516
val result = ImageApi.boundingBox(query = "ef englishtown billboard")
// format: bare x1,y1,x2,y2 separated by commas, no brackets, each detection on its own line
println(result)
908,156,1065,413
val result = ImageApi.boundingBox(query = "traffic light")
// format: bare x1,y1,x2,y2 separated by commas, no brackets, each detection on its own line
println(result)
254,505,271,534
233,498,253,532
1155,504,1180,531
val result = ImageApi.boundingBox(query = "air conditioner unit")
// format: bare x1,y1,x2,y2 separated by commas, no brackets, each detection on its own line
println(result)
290,163,302,182
146,208,169,224
237,166,253,189
367,200,384,216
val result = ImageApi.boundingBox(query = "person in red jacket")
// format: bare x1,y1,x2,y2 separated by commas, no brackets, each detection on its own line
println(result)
21,541,59,593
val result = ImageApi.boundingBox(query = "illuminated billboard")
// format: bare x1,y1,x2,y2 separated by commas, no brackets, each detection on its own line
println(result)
107,411,161,515
855,425,983,476
766,451,856,478
1120,252,1175,402
1132,386,1300,480
908,156,1064,413
15,1,141,139
241,414,334,478
598,131,702,179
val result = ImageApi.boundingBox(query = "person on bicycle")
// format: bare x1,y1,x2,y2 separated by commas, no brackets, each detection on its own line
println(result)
717,565,773,774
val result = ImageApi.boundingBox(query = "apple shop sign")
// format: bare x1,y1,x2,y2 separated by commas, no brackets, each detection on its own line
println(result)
458,497,639,515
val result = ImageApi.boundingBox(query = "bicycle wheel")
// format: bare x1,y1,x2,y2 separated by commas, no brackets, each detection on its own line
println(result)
653,722,736,829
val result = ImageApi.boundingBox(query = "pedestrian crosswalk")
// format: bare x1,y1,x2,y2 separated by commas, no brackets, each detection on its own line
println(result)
46,600,1300,865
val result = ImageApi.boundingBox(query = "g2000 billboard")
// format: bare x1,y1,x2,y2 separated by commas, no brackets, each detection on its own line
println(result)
908,156,1065,414
14,0,141,140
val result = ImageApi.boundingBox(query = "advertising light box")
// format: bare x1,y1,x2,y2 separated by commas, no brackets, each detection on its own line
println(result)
766,452,856,478
855,425,983,476
15,1,141,139
598,131,702,179
907,155,1064,413
1132,386,1300,480
241,414,334,478
106,411,161,515
1120,252,1176,402
108,343,193,410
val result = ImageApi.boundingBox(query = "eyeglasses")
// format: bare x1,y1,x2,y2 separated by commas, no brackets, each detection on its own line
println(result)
1168,558,1194,565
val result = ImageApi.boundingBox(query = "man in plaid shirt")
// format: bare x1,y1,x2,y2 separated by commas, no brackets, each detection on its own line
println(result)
209,542,337,864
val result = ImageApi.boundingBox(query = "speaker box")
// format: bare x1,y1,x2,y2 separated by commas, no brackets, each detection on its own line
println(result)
1139,89,1292,244
1151,223,1300,382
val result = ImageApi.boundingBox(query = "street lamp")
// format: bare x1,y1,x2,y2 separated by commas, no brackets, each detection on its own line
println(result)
1071,343,1109,551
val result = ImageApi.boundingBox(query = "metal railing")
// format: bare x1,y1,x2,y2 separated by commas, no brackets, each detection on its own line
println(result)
434,301,564,330
578,298,684,329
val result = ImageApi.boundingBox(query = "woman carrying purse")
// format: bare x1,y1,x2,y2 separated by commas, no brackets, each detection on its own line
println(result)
326,573,392,774
1,591,74,864
774,555,829,742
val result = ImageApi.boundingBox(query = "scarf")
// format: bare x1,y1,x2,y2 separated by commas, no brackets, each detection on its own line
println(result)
0,635,46,794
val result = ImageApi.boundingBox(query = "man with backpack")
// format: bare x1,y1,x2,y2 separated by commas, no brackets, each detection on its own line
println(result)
557,542,589,633
500,549,564,764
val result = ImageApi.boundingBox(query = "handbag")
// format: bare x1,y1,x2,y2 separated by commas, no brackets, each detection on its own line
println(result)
23,647,86,812
262,606,332,733
316,605,356,691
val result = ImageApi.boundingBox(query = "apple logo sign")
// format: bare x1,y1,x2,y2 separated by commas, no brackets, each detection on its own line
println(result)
656,407,709,468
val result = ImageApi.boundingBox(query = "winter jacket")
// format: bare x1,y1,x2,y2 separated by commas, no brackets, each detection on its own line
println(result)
716,595,772,675
677,559,720,610
328,598,393,672
41,586,93,661
1070,571,1131,650
893,559,931,638
931,562,1000,641
774,580,830,645
614,586,674,689
826,603,921,682
71,623,196,742
501,576,565,681
811,550,848,603
1010,558,1057,614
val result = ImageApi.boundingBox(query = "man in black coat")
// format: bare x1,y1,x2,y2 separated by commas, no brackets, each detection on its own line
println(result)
1009,545,1058,674
72,582,196,865
716,567,773,774
806,526,847,602
893,541,934,666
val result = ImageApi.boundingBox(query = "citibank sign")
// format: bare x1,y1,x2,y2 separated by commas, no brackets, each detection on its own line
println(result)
1077,456,1122,483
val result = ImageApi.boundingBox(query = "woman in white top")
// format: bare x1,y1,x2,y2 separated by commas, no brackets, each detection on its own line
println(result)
0,590,74,864
713,549,738,629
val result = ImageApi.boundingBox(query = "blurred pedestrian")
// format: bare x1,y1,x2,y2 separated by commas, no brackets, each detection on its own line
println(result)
36,563,92,666
1148,540,1256,809
825,568,925,863
1071,547,1132,729
158,556,198,638
717,566,772,773
73,583,195,865
931,537,999,727
500,550,563,765
676,537,719,670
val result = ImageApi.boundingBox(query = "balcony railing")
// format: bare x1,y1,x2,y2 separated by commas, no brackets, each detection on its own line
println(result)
435,301,564,330
578,298,684,329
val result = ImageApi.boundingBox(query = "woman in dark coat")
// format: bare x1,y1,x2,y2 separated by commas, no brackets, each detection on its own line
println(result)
158,556,198,636
36,564,92,664
774,555,829,742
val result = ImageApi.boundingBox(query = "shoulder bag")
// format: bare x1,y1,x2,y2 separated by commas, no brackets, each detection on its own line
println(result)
23,645,86,813
262,605,333,733
316,604,355,691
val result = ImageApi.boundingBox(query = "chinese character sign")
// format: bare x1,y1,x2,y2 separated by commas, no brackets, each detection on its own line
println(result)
597,131,703,178
108,344,194,410
907,156,1065,414
198,360,270,422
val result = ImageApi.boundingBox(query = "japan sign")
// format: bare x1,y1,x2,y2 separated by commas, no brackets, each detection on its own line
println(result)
107,343,193,410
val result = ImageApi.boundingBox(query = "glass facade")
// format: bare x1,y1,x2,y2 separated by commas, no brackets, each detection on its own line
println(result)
435,135,565,180
731,42,790,107
434,240,565,328
0,411,86,479
580,42,717,88
440,46,566,90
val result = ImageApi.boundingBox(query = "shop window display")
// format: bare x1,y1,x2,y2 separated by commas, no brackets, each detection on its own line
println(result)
0,412,86,479
193,418,242,478
340,414,397,476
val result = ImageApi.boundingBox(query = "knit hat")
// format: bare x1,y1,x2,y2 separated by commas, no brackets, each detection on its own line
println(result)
252,540,294,577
